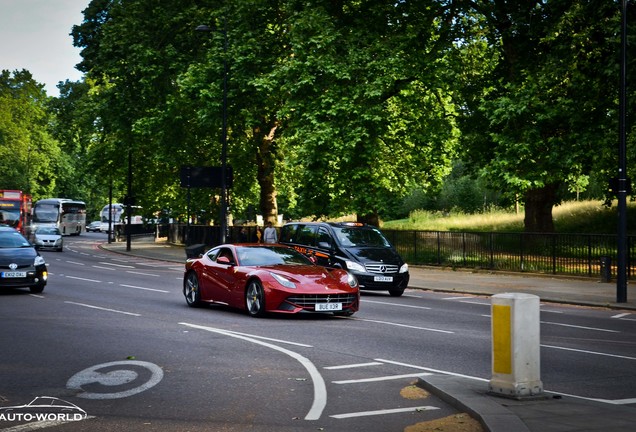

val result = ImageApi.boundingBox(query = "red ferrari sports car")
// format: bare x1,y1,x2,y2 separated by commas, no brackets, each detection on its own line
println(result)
183,244,360,317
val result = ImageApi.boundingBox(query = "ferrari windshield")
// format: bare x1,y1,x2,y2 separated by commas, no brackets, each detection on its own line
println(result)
236,246,313,267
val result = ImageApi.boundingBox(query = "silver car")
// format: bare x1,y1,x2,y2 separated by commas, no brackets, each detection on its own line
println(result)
32,227,63,252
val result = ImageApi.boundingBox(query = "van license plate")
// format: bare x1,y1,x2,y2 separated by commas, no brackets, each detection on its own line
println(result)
373,276,393,282
1,271,27,278
374,276,393,282
315,303,342,311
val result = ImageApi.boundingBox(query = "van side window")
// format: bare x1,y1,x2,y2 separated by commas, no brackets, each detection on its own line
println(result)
296,225,318,246
279,224,297,243
318,227,332,248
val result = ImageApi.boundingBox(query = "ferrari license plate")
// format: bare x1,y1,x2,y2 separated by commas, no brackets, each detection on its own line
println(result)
315,302,342,312
1,271,27,278
374,275,393,282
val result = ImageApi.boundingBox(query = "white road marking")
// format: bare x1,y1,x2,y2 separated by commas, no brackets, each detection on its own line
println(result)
362,300,431,310
64,261,85,266
65,275,101,283
331,405,439,419
612,313,631,318
67,360,163,400
541,344,636,361
333,372,432,384
351,318,454,334
179,322,325,420
540,321,619,333
98,262,135,268
375,359,489,382
120,284,169,293
64,301,141,317
126,271,160,277
377,359,636,406
92,265,117,271
222,330,313,347
324,362,383,370
459,300,490,306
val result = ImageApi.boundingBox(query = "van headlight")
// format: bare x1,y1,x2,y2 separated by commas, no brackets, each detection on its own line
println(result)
34,256,46,266
345,260,365,272
399,263,409,273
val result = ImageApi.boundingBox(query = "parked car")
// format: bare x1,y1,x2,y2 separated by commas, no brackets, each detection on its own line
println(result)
32,227,63,252
280,222,409,296
183,244,359,317
0,226,48,293
86,221,101,232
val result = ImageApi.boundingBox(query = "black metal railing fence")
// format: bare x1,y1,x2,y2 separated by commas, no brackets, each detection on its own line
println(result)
159,224,633,280
382,230,631,279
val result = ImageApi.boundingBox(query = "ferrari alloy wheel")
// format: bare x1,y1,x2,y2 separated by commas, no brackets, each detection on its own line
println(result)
184,271,202,307
245,280,266,317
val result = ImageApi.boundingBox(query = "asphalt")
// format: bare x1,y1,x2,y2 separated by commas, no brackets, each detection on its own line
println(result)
100,239,636,432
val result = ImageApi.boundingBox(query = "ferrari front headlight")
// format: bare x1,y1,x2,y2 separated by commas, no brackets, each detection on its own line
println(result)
346,272,358,288
270,272,296,289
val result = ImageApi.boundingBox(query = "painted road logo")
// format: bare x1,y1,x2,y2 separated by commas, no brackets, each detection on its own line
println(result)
0,396,87,423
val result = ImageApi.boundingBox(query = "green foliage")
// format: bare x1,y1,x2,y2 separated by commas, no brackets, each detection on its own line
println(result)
14,0,634,232
0,70,60,198
454,1,630,231
384,200,636,235
279,1,459,220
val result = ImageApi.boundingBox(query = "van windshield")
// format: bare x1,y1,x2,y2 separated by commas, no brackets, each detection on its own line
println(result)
332,227,391,248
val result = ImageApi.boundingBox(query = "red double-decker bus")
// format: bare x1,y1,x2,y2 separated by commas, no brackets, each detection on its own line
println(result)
0,190,32,234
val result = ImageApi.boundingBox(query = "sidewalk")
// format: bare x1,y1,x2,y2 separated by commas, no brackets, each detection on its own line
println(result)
101,239,636,311
99,239,636,432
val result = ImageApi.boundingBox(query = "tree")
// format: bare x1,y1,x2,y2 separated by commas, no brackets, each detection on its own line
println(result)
71,0,463,228
276,1,461,225
72,0,210,220
47,80,105,208
456,0,626,232
0,70,61,199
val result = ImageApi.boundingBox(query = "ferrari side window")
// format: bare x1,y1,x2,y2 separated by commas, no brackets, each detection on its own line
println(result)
217,248,235,265
206,248,220,261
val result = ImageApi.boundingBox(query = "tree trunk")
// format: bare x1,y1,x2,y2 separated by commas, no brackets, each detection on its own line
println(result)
523,183,559,233
357,212,380,227
255,124,279,225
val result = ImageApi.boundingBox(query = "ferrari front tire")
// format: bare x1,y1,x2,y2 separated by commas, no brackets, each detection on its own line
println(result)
184,271,202,307
245,280,266,317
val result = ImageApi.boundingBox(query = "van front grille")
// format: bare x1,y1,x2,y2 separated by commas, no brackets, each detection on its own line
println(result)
364,263,399,274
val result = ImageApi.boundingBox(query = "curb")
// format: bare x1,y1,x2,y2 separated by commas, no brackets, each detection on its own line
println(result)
417,375,531,432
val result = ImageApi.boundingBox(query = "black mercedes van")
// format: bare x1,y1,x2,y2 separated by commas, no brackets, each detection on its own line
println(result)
280,222,409,296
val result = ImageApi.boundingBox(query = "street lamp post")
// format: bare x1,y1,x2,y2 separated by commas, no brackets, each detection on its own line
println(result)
616,0,628,303
196,22,229,245
126,147,132,251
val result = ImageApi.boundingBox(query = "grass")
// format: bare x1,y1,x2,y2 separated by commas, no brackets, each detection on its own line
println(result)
382,200,636,234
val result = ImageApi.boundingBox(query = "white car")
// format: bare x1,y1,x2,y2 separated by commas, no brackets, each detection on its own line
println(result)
32,227,63,252
86,221,101,232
